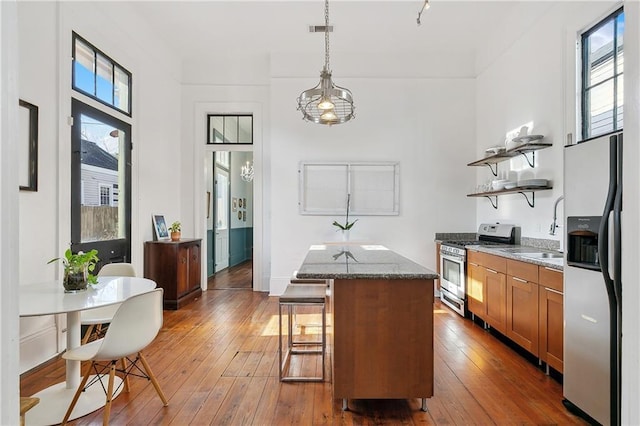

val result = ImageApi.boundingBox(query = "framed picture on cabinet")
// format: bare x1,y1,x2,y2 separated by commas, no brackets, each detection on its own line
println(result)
152,214,170,241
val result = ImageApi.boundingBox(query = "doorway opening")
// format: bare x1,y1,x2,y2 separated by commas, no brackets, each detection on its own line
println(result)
206,151,253,289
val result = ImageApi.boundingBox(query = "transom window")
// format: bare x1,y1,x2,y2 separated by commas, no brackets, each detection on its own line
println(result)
581,8,624,140
72,32,132,116
207,115,253,144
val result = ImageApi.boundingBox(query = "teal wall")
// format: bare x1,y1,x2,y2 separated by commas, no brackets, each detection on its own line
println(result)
229,227,253,267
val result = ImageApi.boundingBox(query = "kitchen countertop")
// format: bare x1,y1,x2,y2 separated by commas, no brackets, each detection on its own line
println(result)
297,244,438,280
466,244,564,271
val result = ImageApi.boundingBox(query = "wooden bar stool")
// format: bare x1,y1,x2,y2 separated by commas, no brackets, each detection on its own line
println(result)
279,284,326,382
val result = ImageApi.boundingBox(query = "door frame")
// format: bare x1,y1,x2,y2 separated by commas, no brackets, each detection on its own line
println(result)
70,98,132,266
194,102,265,292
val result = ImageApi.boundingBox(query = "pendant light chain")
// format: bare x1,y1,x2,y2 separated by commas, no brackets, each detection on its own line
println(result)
324,0,330,72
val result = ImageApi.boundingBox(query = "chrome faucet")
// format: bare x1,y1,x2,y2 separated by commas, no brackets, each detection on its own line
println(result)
549,195,564,235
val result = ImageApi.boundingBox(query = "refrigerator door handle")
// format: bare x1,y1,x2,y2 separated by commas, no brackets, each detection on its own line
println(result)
598,136,617,283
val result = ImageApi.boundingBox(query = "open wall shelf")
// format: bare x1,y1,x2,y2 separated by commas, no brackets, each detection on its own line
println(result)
467,186,553,209
468,138,552,176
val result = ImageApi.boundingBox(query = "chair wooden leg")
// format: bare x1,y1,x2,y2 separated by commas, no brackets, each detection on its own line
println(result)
61,361,93,425
81,324,95,345
138,351,168,406
121,357,130,392
102,361,116,426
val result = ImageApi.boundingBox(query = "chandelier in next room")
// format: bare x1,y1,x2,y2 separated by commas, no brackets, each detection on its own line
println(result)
296,0,355,125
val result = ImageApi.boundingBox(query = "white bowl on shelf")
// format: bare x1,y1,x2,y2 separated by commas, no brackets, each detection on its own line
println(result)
491,179,508,190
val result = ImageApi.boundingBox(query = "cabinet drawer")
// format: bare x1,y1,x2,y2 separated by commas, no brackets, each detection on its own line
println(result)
539,267,563,293
467,250,506,273
507,259,538,283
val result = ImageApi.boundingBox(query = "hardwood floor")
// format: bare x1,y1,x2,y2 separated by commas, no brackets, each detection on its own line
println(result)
208,261,253,290
20,290,587,425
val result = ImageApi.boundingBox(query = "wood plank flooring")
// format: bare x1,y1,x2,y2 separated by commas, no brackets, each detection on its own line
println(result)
20,290,587,425
208,261,253,290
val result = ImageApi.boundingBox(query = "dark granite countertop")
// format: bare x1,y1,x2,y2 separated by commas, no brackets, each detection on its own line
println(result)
297,244,438,280
467,245,564,271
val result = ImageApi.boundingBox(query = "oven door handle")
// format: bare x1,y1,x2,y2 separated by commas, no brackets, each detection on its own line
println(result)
440,253,464,263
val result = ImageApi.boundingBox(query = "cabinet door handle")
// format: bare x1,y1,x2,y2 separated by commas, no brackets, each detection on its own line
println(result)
182,258,187,264
544,267,560,272
545,287,563,295
486,268,498,274
469,262,479,267
513,276,528,283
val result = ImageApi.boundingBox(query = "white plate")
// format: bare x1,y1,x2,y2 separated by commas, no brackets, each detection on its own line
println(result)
512,134,544,144
518,178,548,187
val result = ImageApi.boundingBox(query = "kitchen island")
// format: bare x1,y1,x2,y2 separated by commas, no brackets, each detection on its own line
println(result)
297,244,438,411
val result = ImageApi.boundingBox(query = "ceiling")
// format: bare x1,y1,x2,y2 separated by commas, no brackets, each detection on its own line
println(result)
127,1,554,65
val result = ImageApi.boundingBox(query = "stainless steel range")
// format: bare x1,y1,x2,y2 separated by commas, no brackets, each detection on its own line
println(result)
439,223,520,316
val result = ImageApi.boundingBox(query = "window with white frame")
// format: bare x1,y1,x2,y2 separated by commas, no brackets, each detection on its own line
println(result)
99,184,111,206
581,7,624,140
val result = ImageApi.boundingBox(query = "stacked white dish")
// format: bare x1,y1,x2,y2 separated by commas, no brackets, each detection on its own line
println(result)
517,178,548,187
485,146,506,155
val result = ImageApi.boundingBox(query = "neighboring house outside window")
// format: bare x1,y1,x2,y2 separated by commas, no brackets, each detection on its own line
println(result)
581,7,624,140
80,139,118,207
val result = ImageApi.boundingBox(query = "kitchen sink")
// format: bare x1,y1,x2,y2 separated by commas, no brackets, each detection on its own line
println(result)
520,252,564,259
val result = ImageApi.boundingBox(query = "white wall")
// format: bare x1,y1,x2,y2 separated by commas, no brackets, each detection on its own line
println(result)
15,1,182,372
1,1,22,423
269,71,477,295
474,2,619,244
621,2,640,424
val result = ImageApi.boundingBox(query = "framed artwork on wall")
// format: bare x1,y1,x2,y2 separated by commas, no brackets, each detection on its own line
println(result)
152,214,169,241
232,197,237,212
239,198,243,208
238,211,242,220
243,211,246,222
19,99,38,191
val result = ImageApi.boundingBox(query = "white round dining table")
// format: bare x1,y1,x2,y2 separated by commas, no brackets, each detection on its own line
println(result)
19,276,157,426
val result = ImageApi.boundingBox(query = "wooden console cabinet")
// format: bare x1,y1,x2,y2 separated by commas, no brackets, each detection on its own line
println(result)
144,239,202,310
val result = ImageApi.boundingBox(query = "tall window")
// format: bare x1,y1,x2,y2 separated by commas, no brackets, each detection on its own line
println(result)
72,32,132,116
581,8,624,139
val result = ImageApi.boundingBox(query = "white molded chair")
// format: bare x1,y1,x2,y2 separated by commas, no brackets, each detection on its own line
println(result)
81,263,137,345
61,288,168,425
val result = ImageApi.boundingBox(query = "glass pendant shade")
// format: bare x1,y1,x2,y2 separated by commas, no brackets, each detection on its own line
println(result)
241,161,254,182
296,0,355,125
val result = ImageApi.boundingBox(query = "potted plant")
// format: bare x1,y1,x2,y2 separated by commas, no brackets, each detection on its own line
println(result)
332,194,358,241
48,248,100,292
168,221,181,241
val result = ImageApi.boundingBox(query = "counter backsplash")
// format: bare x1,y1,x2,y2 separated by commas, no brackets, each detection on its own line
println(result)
435,232,561,251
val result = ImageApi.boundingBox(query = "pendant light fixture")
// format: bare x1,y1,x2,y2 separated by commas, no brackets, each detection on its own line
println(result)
241,161,254,182
297,0,355,125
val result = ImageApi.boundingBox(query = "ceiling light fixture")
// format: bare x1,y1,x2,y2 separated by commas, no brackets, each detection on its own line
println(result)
297,0,355,125
417,0,430,26
241,161,254,182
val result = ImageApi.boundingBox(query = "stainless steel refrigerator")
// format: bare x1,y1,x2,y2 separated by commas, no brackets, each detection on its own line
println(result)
563,131,622,426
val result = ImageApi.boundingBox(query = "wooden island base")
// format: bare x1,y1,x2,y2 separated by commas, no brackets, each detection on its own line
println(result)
332,278,434,410
296,244,437,410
